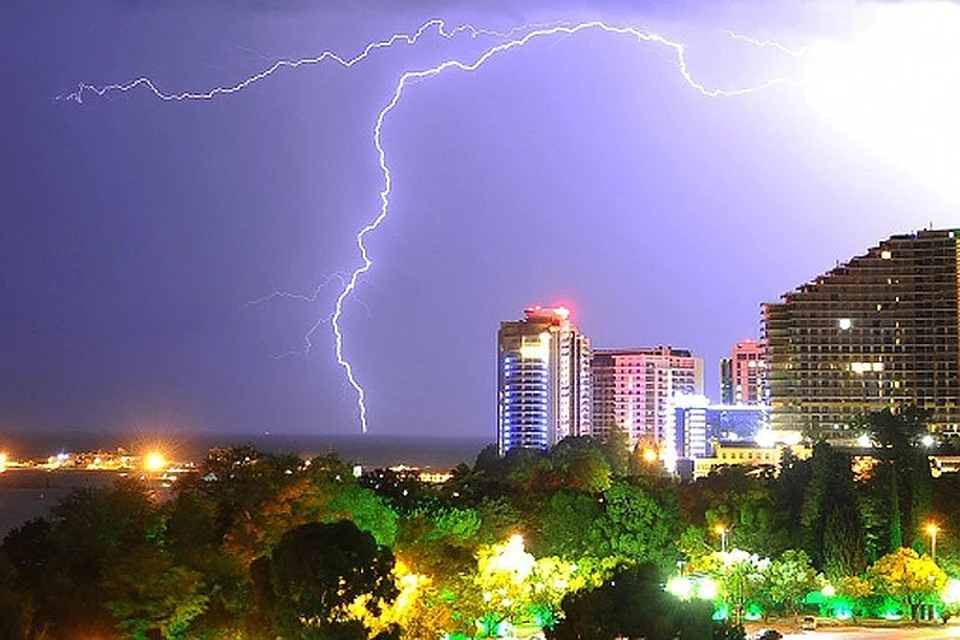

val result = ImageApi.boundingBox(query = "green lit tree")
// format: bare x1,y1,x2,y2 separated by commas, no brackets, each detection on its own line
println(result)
760,549,819,616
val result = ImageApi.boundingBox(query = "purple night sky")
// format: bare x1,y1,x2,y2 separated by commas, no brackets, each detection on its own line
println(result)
1,1,957,440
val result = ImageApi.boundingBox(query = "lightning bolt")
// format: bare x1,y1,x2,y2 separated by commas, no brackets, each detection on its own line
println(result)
65,19,802,434
58,19,557,103
723,30,811,57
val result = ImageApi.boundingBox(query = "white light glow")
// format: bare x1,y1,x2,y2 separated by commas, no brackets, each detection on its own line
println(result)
805,3,960,202
667,576,693,599
755,429,776,449
698,577,718,601
943,579,960,605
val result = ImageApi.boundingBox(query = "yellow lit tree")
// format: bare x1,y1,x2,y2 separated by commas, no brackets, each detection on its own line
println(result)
868,547,946,619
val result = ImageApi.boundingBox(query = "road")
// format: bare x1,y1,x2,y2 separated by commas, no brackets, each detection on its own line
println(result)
777,627,960,639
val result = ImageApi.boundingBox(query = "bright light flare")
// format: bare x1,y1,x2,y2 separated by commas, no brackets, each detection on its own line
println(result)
755,429,775,448
143,451,167,473
943,578,960,605
667,576,693,599
0,452,6,473
805,3,960,201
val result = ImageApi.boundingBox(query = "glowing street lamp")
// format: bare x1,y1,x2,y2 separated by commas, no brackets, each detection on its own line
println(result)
926,523,941,562
143,451,167,474
714,524,728,553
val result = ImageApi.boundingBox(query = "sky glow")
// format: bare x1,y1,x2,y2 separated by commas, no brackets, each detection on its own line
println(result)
1,1,957,438
805,3,960,202
65,19,800,434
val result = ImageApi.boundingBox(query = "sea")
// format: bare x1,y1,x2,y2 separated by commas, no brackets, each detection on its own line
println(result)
0,431,491,537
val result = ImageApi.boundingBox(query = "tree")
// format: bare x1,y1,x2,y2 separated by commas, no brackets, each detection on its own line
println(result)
712,550,770,622
0,556,34,640
182,446,304,542
104,547,209,639
800,442,866,577
267,521,398,639
773,448,813,551
680,466,787,559
537,490,602,559
545,437,612,493
588,479,679,569
861,407,934,550
761,549,819,615
600,425,632,477
868,547,946,619
548,563,715,640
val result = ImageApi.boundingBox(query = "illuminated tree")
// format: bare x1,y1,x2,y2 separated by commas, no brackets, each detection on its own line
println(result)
868,547,946,619
104,548,209,639
760,549,819,615
711,550,770,622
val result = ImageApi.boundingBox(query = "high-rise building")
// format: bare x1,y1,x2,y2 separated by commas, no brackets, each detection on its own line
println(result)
592,347,704,450
497,306,592,455
763,229,960,436
669,394,710,460
731,339,766,405
719,358,733,405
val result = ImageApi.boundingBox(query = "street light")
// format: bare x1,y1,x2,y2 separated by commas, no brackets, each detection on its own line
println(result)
714,524,728,553
926,523,940,563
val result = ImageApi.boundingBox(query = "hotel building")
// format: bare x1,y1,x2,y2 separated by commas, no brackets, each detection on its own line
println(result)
497,306,592,455
763,229,960,436
731,339,766,405
592,347,704,450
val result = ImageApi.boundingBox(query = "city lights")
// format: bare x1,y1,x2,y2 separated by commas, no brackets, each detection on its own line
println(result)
926,522,940,562
714,524,728,553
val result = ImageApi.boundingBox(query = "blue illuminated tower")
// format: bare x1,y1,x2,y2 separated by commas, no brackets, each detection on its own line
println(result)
497,306,592,455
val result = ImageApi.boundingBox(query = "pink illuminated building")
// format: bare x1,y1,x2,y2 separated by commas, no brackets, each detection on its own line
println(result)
592,346,704,448
730,339,766,405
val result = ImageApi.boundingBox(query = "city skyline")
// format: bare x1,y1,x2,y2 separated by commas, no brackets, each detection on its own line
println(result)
2,1,959,439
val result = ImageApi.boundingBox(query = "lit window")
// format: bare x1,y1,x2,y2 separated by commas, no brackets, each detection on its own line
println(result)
880,250,892,260
838,318,852,330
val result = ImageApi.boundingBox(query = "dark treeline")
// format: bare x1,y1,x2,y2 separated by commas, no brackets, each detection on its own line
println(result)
0,407,956,639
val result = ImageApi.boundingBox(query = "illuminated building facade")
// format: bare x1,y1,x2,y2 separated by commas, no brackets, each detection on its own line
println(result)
719,358,733,405
497,306,592,455
731,339,766,404
764,229,960,436
592,347,704,451
669,394,710,460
